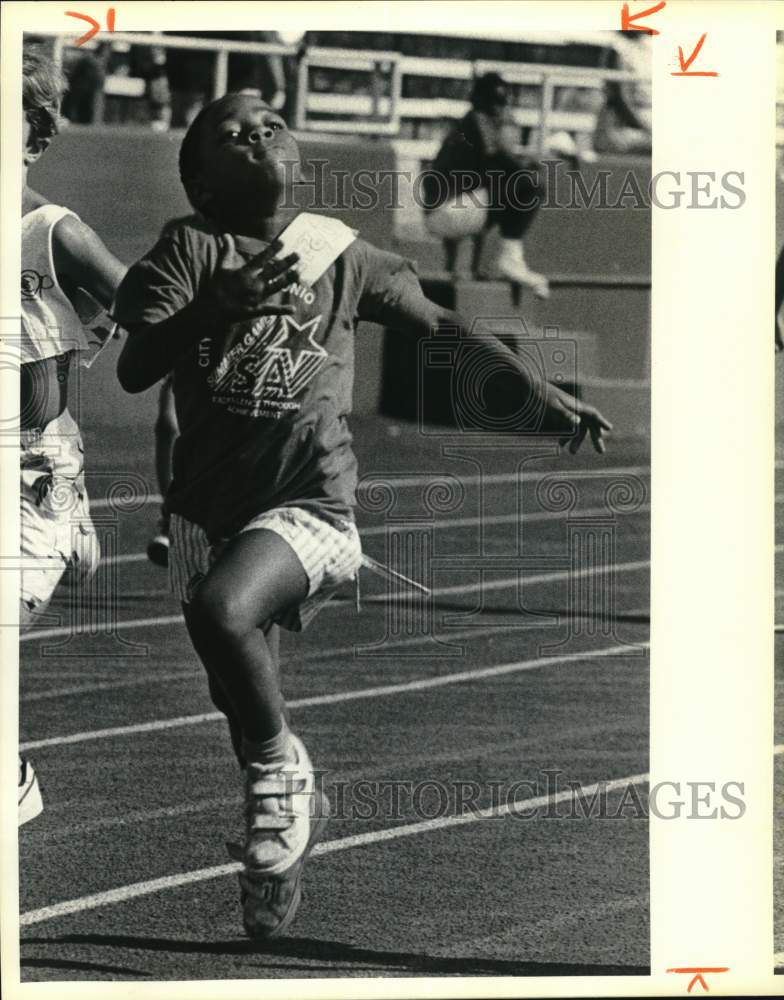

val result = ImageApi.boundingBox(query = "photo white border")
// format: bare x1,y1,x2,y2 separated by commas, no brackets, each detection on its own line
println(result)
0,1,778,997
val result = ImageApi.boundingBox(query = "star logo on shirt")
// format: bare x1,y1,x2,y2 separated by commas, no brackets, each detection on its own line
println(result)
213,311,329,415
266,313,327,368
261,314,328,400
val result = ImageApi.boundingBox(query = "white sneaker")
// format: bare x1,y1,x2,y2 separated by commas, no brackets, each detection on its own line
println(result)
495,241,550,299
244,733,315,875
18,756,43,826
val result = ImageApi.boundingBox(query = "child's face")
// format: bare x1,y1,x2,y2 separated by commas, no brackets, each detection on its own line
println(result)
195,94,300,216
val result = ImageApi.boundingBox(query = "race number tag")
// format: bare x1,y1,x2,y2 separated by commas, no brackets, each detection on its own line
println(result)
275,213,358,287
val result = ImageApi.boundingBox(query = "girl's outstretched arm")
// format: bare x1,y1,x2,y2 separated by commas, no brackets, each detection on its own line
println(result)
359,260,612,454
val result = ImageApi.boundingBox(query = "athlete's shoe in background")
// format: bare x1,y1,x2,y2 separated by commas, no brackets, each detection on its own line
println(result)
18,756,43,826
494,239,550,299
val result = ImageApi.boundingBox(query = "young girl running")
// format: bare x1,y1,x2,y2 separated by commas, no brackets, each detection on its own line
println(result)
114,92,612,938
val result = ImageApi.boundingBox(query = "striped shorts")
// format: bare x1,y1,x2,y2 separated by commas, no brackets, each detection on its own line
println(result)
169,506,363,631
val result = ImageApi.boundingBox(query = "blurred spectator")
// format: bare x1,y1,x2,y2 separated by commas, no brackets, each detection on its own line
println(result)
546,84,605,163
547,77,651,160
613,32,652,134
61,42,104,124
164,36,212,127
145,46,172,131
227,31,286,109
548,33,651,160
422,72,549,297
165,31,287,128
592,80,651,156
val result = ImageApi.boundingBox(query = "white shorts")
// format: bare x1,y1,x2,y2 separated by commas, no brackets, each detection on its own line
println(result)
169,506,363,631
20,409,99,609
424,187,490,240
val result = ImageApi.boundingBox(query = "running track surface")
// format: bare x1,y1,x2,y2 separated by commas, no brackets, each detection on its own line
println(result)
19,417,651,981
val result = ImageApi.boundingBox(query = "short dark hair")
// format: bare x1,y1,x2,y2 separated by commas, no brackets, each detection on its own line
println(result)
179,103,214,211
23,45,65,144
470,72,508,112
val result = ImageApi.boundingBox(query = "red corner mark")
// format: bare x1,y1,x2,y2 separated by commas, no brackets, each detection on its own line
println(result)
666,967,730,993
65,7,115,47
672,33,719,77
621,1,666,35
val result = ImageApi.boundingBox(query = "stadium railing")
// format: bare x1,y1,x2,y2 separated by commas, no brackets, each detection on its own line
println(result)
42,31,641,156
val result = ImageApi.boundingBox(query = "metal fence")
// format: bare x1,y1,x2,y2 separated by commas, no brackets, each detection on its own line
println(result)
42,31,640,156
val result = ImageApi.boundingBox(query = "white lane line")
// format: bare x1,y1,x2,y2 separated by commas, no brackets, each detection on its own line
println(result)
21,614,184,643
97,503,650,569
389,559,648,602
19,770,649,927
21,670,196,703
87,464,652,512
20,641,648,751
356,465,650,491
22,605,651,703
25,734,551,840
21,558,649,644
775,745,784,755
311,604,650,660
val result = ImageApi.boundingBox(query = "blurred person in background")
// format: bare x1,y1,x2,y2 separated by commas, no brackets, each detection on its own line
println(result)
613,31,652,134
591,79,651,156
144,45,172,131
546,84,605,164
422,72,549,298
166,31,287,128
227,31,286,110
591,32,651,156
548,75,651,161
60,41,104,124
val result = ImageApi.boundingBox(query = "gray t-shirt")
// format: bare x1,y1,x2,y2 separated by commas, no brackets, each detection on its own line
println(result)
115,215,432,541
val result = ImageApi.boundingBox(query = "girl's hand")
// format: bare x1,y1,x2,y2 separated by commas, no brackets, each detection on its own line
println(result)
543,383,613,454
202,234,300,322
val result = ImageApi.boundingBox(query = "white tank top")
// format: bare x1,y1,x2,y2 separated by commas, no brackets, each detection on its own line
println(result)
21,205,92,364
